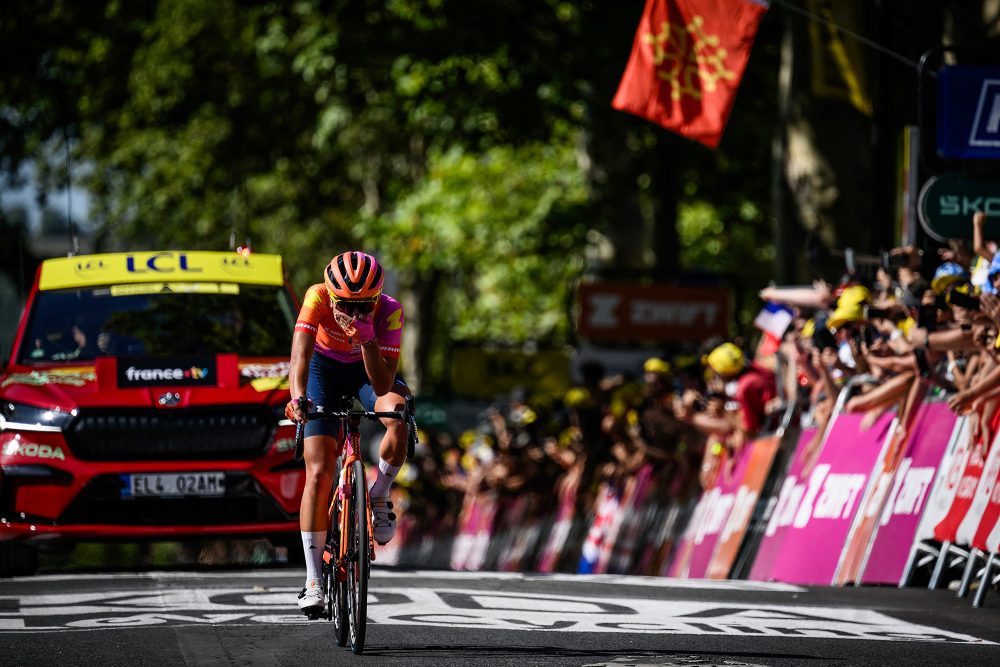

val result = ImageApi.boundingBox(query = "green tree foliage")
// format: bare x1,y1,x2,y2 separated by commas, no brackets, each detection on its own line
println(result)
1,0,782,390
372,141,587,341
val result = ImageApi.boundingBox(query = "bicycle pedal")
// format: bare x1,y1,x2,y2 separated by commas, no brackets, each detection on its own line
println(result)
303,605,324,620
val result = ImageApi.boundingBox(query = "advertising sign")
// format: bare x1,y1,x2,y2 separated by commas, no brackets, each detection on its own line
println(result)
116,356,217,388
835,386,931,586
937,65,1000,159
971,467,1000,553
748,428,819,582
706,435,782,579
859,403,957,584
39,251,285,290
765,411,894,585
914,416,971,542
917,173,1000,241
955,431,1000,547
668,446,753,579
577,282,730,342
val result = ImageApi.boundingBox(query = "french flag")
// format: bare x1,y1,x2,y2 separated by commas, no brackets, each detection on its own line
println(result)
754,302,794,355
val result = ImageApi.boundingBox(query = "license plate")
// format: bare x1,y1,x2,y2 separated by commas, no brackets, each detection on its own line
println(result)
122,472,226,498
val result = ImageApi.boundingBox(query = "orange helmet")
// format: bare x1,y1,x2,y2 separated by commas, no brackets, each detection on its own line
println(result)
324,251,384,300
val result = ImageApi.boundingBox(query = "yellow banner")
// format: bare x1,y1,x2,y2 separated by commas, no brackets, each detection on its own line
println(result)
807,0,872,116
39,251,285,291
450,347,572,400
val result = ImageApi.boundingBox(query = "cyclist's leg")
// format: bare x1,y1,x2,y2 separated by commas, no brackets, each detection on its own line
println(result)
359,378,411,543
297,354,347,610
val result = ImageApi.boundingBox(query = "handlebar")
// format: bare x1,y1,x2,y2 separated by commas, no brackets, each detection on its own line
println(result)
292,395,419,461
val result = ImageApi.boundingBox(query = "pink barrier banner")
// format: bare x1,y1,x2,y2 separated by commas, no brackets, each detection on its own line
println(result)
450,492,498,571
764,411,894,585
707,435,781,579
748,427,818,582
859,403,957,584
668,444,755,579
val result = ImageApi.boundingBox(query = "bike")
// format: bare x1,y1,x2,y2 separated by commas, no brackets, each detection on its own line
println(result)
293,394,418,655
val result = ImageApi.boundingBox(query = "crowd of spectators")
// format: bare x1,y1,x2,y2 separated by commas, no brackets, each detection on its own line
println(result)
387,211,1000,573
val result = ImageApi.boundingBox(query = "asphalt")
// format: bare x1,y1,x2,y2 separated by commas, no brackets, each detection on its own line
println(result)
1,567,998,666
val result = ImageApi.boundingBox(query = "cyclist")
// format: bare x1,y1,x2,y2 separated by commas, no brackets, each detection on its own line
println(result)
284,250,412,615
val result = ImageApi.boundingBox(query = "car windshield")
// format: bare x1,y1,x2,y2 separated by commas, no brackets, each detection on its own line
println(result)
19,283,296,363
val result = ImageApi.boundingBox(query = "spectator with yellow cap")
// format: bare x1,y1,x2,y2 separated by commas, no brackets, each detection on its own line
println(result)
631,357,690,469
674,342,777,444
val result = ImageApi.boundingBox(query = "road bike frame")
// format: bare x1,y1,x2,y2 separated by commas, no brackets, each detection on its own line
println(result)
293,394,418,655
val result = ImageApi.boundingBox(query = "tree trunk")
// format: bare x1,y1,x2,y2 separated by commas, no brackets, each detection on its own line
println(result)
783,0,876,281
398,269,441,395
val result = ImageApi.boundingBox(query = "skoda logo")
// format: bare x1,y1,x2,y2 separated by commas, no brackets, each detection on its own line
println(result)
158,392,181,407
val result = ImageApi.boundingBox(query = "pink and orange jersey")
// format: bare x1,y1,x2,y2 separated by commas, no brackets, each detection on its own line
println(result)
294,284,404,363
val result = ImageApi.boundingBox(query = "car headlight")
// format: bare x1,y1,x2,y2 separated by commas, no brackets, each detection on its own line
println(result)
0,401,76,431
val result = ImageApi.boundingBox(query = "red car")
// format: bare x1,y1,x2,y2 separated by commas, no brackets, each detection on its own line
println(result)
0,250,302,575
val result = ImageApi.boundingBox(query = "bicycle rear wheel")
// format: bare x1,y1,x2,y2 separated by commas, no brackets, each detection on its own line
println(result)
347,458,369,655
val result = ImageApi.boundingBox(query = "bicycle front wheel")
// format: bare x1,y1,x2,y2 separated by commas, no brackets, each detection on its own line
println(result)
347,458,369,654
326,513,348,646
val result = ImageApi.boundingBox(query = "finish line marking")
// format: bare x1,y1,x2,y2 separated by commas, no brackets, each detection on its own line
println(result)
0,586,991,643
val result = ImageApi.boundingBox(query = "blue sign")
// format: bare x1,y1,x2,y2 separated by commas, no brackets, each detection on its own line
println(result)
937,66,1000,160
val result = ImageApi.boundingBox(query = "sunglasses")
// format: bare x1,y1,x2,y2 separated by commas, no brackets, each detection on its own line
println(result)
332,297,377,316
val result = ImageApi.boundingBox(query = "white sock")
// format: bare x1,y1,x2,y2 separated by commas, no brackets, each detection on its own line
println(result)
301,530,326,583
369,458,401,499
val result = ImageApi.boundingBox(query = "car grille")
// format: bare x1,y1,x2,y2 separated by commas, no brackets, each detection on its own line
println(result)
58,473,290,526
64,407,275,461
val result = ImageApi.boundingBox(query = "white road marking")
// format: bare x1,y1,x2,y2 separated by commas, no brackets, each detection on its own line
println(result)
9,569,805,592
0,586,990,643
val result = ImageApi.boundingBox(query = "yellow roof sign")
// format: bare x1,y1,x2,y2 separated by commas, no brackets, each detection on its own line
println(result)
38,251,285,291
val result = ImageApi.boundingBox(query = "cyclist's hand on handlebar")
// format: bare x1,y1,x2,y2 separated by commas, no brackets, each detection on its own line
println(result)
285,397,311,422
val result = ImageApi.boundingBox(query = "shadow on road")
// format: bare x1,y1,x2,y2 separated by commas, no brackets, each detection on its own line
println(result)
364,645,837,662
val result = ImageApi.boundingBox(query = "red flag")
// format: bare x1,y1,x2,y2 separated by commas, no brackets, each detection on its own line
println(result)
612,0,769,148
